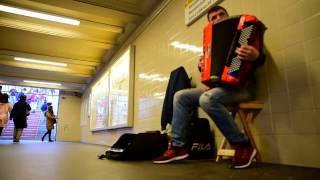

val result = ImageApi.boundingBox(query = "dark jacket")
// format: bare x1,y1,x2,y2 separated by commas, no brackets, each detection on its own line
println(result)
10,100,31,128
161,66,191,130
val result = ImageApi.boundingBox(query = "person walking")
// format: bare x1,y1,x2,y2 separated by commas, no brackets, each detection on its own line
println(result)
10,94,31,142
41,105,56,142
0,93,13,136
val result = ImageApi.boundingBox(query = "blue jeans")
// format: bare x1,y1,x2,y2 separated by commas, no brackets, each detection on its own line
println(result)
171,86,254,147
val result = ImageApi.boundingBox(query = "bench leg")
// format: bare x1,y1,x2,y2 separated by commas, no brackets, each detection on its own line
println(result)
238,109,261,162
216,110,237,162
216,137,226,162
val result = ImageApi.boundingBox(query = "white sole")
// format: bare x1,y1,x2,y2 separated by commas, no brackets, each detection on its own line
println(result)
153,154,189,164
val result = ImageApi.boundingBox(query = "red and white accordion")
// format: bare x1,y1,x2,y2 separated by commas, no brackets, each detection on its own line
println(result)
201,15,266,87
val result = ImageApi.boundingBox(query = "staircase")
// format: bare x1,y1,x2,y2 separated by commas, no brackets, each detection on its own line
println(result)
0,111,42,140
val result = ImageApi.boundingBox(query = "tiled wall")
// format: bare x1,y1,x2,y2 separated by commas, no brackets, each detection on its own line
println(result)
80,0,320,167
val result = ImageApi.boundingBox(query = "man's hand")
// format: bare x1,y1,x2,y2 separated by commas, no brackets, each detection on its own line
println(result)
235,45,259,61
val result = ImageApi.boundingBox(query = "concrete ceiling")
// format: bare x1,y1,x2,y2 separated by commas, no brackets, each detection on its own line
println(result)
0,0,162,92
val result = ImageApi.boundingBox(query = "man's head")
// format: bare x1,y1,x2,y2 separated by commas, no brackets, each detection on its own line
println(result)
0,93,9,103
207,5,229,24
19,94,27,101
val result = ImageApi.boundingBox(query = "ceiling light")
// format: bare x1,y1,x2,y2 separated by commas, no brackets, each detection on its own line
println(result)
14,57,67,67
139,73,168,82
24,80,61,86
170,41,202,53
0,4,80,26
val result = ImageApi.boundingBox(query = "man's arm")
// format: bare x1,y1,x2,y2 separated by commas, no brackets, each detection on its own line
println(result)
27,104,31,111
10,105,15,120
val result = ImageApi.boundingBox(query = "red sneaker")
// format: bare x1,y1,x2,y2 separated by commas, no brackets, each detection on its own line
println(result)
232,144,256,169
153,146,189,164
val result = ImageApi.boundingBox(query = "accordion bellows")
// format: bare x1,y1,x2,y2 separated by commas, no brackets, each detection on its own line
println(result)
201,15,266,87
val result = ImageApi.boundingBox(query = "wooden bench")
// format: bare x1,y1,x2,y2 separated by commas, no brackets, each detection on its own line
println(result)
216,101,264,162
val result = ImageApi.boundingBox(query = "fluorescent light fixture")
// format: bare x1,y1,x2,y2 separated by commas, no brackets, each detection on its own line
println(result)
170,41,202,53
14,57,67,67
24,80,61,86
139,73,168,82
0,4,80,26
153,92,165,99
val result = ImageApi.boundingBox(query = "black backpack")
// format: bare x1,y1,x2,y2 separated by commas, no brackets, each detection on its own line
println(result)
188,118,216,159
100,131,168,160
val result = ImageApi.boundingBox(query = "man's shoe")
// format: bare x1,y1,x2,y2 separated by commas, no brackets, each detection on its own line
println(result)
153,146,189,164
232,144,256,169
48,140,54,142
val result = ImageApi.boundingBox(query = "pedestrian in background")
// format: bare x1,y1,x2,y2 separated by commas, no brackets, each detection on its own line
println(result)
10,94,31,143
41,105,56,142
0,93,13,136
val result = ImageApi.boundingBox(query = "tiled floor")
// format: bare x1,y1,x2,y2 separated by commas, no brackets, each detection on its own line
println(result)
0,141,319,180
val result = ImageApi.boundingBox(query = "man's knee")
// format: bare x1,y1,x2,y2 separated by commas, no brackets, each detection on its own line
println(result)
174,89,189,103
199,91,220,109
199,93,211,108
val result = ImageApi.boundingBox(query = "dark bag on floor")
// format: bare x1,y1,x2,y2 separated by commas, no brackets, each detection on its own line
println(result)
103,131,168,160
188,118,216,159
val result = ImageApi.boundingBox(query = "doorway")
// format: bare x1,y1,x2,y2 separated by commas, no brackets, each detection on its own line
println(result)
0,85,60,141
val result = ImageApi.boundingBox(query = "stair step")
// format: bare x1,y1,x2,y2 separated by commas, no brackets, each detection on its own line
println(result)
0,111,55,141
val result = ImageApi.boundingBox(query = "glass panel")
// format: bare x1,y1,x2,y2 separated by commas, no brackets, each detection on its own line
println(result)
90,72,110,130
88,46,133,130
109,48,130,127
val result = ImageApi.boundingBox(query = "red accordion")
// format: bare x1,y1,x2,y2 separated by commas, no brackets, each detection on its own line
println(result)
201,15,266,87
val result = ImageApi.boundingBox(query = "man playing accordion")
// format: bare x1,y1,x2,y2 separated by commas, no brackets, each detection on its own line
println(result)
154,6,265,169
